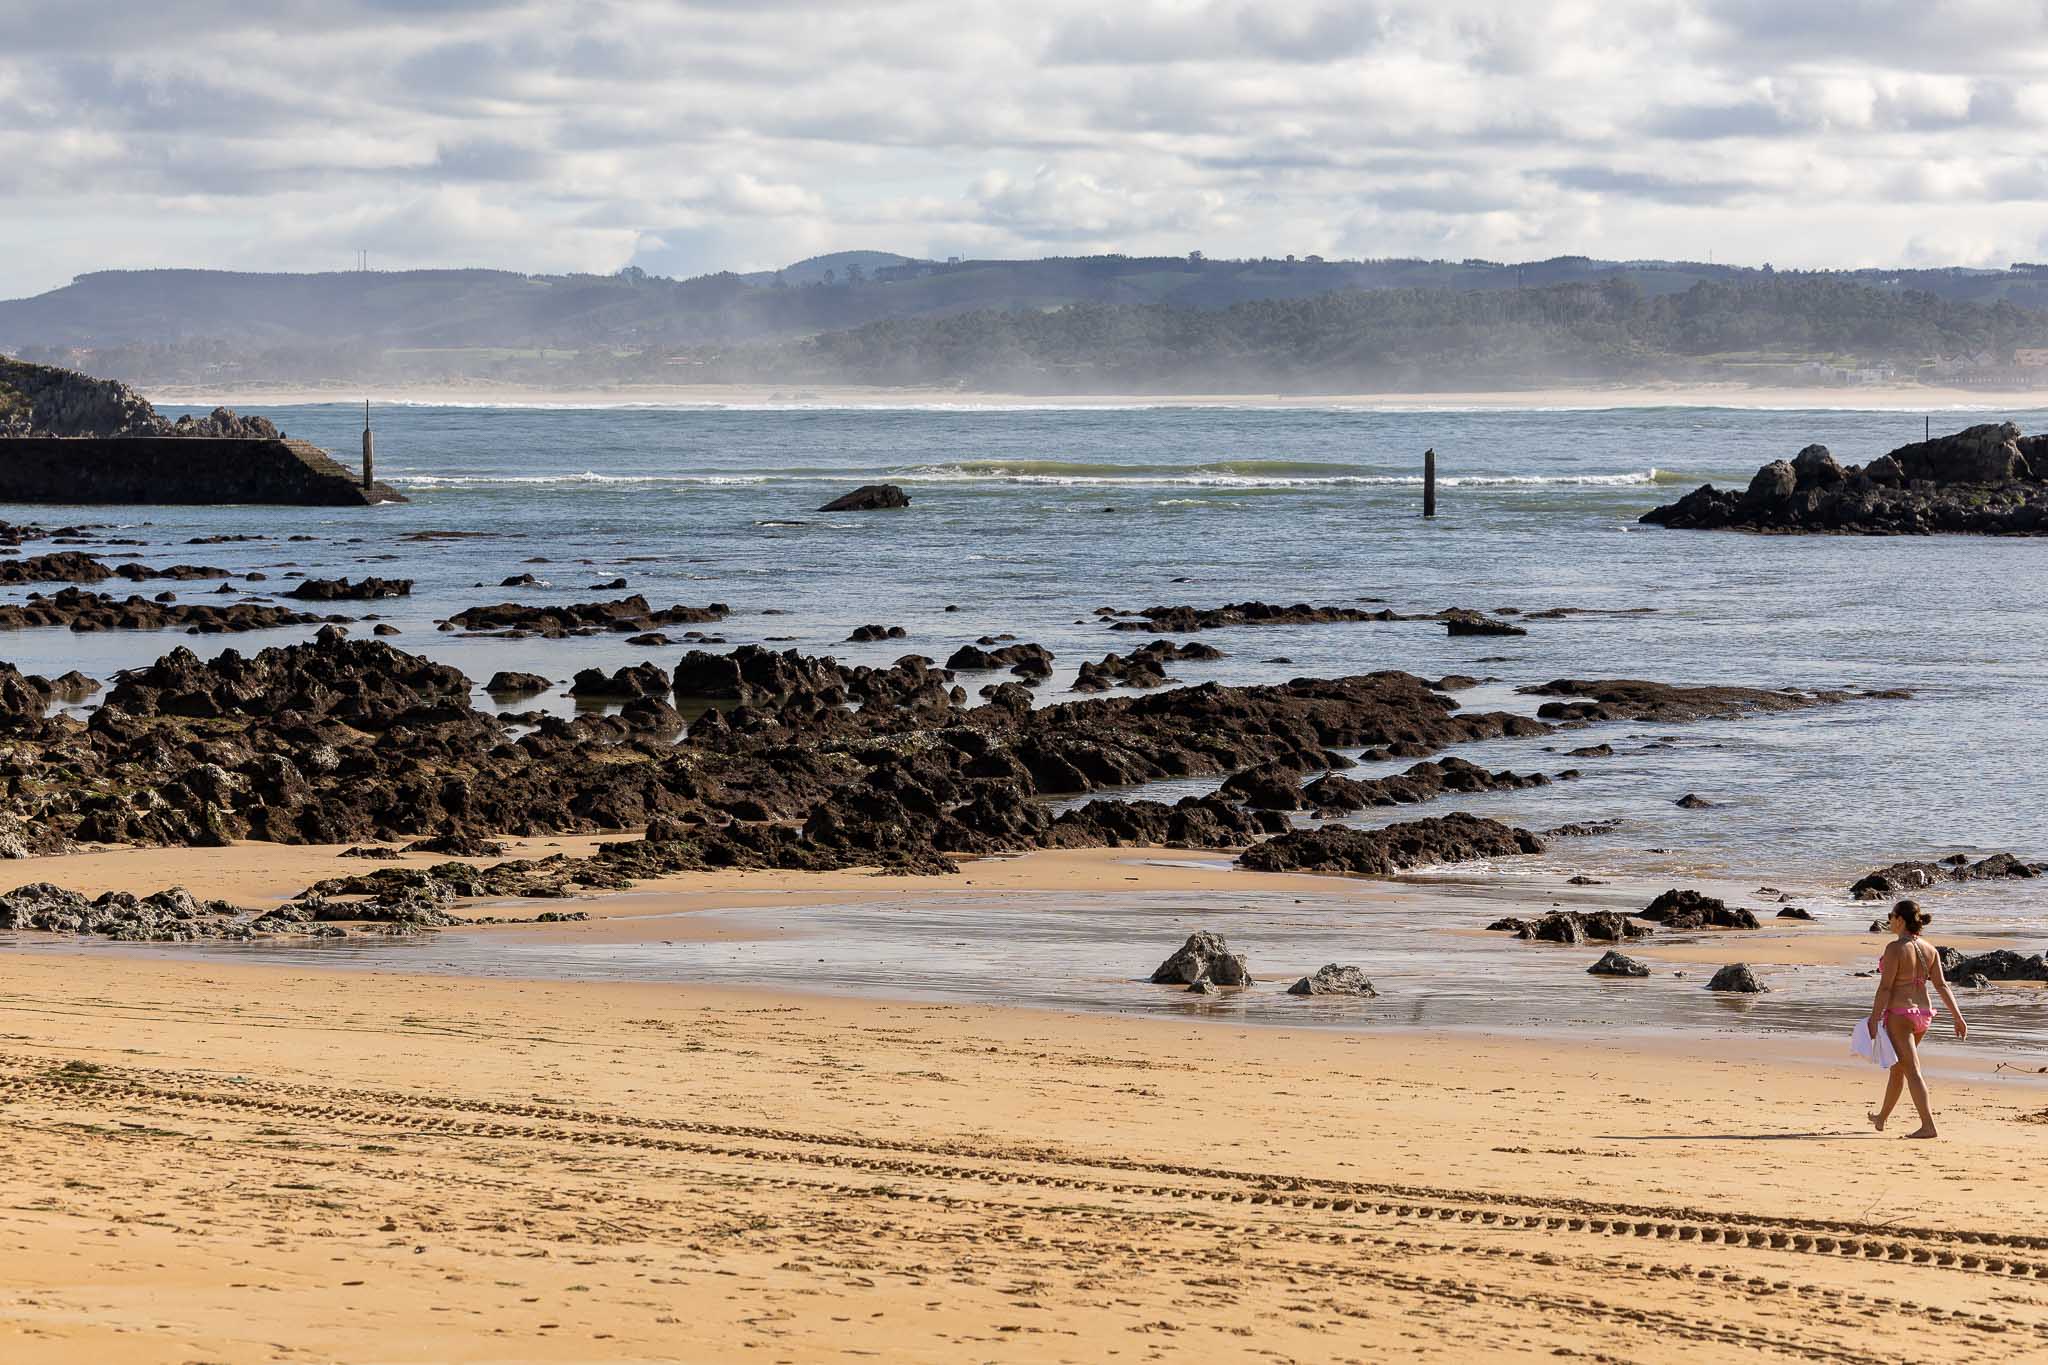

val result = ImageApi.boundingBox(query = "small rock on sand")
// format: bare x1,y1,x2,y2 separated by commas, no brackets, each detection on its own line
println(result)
1706,963,1767,993
1286,964,1377,997
1151,931,1251,987
1588,950,1651,977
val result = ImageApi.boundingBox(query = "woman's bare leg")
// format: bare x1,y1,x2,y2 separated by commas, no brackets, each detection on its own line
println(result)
1887,1018,1936,1138
1871,1063,1905,1130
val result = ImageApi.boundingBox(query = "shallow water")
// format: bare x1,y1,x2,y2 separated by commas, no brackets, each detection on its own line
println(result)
6,399,2048,898
22,881,2042,1050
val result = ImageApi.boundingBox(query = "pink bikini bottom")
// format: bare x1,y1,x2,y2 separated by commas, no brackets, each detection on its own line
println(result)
1886,1006,1933,1040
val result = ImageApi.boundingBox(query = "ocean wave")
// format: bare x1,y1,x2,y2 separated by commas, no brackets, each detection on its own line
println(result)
385,463,1670,491
388,471,774,487
890,462,1665,489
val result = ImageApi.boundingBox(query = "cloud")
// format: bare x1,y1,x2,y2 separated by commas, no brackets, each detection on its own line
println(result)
3,0,2048,295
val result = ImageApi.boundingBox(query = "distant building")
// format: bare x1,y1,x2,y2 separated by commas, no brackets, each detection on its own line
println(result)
2015,347,2048,369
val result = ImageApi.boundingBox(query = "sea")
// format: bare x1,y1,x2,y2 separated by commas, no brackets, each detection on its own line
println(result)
9,399,2047,1039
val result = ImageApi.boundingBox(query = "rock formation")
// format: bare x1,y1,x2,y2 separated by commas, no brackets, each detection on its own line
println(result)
1641,423,2048,534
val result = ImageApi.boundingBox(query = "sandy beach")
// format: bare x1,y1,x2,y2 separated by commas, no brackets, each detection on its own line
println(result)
2,929,2044,1365
3,846,2046,1363
143,380,2048,413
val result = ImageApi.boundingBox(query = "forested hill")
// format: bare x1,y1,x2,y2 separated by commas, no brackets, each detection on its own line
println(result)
6,254,2048,391
706,275,2048,391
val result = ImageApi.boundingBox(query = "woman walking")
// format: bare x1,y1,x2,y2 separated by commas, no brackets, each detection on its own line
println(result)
1868,899,1967,1138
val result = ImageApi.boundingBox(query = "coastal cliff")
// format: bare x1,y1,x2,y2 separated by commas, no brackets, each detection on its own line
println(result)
1641,422,2048,534
0,354,404,505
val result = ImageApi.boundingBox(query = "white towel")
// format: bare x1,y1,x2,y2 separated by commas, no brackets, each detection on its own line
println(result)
1851,1017,1899,1068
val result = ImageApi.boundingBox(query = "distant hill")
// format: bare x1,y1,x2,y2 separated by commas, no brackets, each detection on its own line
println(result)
7,252,2048,391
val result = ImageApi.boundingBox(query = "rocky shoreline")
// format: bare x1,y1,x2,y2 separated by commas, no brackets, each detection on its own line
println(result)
1642,422,2048,534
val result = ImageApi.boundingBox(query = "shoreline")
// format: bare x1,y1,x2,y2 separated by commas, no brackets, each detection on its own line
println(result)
144,379,2048,412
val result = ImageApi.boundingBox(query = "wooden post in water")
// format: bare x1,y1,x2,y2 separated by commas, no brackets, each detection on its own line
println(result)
1422,447,1437,518
361,400,374,491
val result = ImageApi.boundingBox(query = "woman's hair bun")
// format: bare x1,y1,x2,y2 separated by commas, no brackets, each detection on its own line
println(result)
1893,899,1930,932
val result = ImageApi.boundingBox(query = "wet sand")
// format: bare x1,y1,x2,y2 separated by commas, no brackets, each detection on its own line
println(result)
6,844,2046,1360
1,948,2043,1364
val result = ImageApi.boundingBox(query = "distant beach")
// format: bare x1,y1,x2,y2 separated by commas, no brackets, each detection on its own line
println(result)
147,379,2048,413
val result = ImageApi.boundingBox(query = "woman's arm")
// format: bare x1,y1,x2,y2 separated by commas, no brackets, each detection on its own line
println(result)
1869,944,1896,1030
1932,947,1968,1040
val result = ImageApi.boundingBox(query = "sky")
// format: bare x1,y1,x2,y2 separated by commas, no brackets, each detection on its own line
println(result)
4,0,2048,297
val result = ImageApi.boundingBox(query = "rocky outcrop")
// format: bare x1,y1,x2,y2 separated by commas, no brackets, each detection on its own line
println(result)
0,553,230,586
0,356,177,437
1442,609,1527,637
1942,947,2048,982
288,577,411,602
1488,911,1648,944
1237,813,1542,876
1301,757,1554,813
1849,852,2045,899
846,624,906,643
1073,639,1222,692
818,484,909,511
1641,423,2048,535
945,640,1054,678
1150,931,1251,987
1517,678,1859,723
0,587,330,634
569,663,672,699
1637,889,1761,930
1100,601,1406,633
444,595,728,637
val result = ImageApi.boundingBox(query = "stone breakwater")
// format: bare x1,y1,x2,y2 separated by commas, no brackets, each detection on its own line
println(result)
1641,422,2048,535
0,436,405,506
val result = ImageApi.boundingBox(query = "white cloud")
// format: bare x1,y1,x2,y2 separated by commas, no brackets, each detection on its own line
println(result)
3,0,2048,295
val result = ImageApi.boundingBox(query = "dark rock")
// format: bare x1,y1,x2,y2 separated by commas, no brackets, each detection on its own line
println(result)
1674,793,1716,809
1775,906,1814,920
1588,949,1650,977
1102,601,1406,633
1518,678,1849,724
484,671,551,697
1240,814,1542,876
289,577,411,601
1286,964,1377,997
569,662,672,699
444,595,727,637
1488,911,1648,944
1946,949,2048,982
945,641,1053,678
847,624,908,643
1642,423,2048,535
1442,609,1527,637
818,484,909,512
1790,444,1844,491
1638,889,1760,930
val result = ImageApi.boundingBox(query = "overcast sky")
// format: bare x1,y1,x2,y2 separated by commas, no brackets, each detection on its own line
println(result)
4,0,2048,296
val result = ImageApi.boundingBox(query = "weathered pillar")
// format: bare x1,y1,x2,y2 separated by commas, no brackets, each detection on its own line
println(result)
1423,447,1436,518
362,400,374,491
